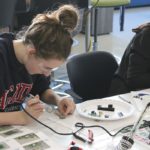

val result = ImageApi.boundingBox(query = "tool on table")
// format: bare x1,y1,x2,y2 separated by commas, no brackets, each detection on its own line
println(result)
115,102,150,150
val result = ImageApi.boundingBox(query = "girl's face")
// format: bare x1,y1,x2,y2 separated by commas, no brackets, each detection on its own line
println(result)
25,55,64,77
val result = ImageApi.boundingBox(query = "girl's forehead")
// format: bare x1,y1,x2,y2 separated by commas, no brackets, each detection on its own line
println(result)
38,57,65,67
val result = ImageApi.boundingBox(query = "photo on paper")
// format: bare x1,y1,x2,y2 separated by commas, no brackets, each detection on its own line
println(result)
1,129,22,137
0,126,13,133
15,133,40,145
23,141,50,150
0,142,10,149
134,128,150,147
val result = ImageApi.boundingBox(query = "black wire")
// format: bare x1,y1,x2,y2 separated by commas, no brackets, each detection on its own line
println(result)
74,122,133,137
21,104,73,135
21,104,133,138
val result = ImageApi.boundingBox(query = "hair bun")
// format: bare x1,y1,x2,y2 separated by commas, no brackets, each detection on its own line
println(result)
51,5,79,31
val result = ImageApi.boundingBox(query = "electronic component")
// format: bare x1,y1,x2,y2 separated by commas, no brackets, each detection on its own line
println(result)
97,104,115,111
118,112,124,117
73,129,94,144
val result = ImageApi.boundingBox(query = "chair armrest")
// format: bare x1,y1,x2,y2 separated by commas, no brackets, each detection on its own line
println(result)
55,91,70,98
54,79,70,84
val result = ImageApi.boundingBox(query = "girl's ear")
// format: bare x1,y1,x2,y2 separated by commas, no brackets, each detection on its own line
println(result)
27,45,36,55
29,48,36,55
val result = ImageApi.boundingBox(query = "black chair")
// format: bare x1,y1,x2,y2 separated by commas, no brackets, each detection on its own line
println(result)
66,51,118,103
0,0,17,32
16,0,35,13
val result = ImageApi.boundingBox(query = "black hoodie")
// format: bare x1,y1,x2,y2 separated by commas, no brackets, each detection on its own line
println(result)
0,33,50,112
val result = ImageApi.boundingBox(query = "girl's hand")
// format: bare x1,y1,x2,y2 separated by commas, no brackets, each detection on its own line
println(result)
57,97,76,116
24,95,45,123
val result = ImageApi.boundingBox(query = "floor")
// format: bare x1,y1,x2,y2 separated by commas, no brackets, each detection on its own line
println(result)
53,6,150,80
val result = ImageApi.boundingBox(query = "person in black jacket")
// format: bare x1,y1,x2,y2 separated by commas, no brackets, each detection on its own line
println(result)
0,5,79,125
108,23,150,96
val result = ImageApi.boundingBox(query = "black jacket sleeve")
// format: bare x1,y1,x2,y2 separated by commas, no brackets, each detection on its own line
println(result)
126,28,150,89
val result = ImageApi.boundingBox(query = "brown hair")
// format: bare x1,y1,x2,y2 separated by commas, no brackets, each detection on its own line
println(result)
23,5,79,60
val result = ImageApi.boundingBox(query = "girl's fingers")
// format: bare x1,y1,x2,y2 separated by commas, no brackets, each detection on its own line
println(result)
31,103,45,111
58,99,76,116
27,96,40,106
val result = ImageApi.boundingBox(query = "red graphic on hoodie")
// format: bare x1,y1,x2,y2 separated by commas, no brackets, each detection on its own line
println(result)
0,83,32,110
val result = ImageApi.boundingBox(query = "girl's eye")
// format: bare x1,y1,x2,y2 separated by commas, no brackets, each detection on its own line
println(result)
44,67,52,71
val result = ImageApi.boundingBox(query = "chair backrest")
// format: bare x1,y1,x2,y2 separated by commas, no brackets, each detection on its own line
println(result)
0,0,17,31
67,51,118,100
16,0,35,13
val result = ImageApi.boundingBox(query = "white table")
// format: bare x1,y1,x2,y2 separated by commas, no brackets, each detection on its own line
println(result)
25,89,150,150
1,89,148,149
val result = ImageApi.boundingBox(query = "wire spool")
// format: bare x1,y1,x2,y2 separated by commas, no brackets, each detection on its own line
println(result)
115,136,134,150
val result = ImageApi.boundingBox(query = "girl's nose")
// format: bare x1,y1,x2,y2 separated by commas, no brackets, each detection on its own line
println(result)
43,70,51,77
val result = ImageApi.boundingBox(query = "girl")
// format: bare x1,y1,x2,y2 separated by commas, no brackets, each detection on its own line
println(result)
0,4,79,125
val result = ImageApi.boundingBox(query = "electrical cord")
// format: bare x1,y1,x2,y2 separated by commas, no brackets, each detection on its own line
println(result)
21,104,134,138
74,122,133,137
21,104,72,135
22,95,150,144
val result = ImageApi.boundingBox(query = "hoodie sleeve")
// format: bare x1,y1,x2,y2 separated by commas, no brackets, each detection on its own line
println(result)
126,28,150,89
30,74,51,97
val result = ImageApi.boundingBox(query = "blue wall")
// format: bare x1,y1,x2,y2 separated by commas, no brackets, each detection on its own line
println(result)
129,0,150,7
